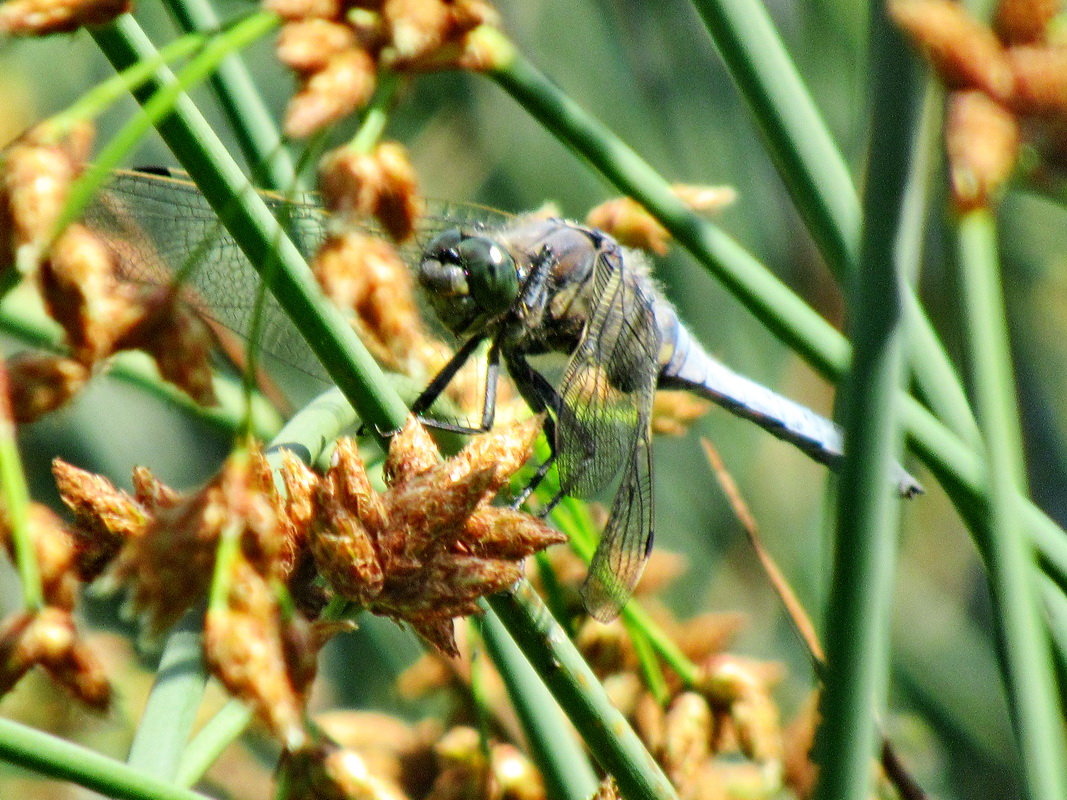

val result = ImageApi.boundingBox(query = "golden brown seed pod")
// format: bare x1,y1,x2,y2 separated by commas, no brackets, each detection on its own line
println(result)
890,0,1015,100
0,0,130,35
318,141,422,242
0,606,110,709
263,0,342,20
204,559,308,749
284,47,378,138
6,353,89,423
277,18,359,73
1006,45,1067,116
651,391,711,436
661,692,714,791
38,223,140,365
0,503,78,609
1,135,78,263
382,0,500,68
586,185,735,257
312,232,426,369
114,289,218,405
696,654,784,766
52,457,150,581
312,417,561,656
994,0,1060,44
946,89,1020,211
280,740,410,800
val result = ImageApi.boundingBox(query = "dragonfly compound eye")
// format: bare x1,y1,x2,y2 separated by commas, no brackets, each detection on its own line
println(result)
457,236,518,316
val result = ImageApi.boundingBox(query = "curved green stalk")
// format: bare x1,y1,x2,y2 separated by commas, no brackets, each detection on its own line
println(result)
488,585,678,800
812,9,916,797
0,717,214,800
126,610,208,780
0,365,43,609
957,209,1067,800
478,609,600,800
164,0,299,191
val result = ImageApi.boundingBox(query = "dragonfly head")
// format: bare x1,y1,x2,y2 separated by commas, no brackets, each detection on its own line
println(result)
418,228,520,335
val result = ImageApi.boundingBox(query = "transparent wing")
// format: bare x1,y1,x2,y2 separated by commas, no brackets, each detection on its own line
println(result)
554,242,661,498
579,425,654,621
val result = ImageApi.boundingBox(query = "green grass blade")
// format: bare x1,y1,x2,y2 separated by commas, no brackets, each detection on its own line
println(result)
957,208,1067,799
812,9,916,798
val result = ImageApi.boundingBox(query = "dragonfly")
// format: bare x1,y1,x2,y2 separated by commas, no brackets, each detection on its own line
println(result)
87,169,922,621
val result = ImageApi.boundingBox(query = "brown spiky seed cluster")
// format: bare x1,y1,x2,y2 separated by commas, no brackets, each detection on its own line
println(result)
891,0,1067,208
0,0,131,36
0,125,218,421
30,417,559,741
266,0,502,138
585,184,737,257
313,415,565,656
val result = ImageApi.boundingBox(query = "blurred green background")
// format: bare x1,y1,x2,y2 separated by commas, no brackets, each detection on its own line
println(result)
3,1,1065,797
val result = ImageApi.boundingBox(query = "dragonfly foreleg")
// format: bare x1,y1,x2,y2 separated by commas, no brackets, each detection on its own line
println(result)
504,353,567,513
409,333,503,435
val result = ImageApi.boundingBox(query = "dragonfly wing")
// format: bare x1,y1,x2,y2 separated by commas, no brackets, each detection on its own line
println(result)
580,425,655,621
555,242,661,498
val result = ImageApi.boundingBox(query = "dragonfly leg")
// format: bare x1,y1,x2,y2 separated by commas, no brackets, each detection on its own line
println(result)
505,353,567,510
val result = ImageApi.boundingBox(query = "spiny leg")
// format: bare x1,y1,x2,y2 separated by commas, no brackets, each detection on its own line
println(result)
505,352,566,511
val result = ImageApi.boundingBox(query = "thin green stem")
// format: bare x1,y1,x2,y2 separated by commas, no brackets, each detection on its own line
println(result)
812,7,916,797
0,364,43,609
478,609,599,800
488,585,678,800
0,717,215,800
957,209,1067,800
126,610,208,780
163,0,299,191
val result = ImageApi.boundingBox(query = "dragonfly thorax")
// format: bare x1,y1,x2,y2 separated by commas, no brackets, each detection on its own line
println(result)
417,228,520,337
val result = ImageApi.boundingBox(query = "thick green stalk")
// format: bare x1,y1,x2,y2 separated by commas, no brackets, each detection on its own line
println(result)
812,8,915,797
957,209,1067,799
488,585,678,800
0,717,214,800
478,610,599,800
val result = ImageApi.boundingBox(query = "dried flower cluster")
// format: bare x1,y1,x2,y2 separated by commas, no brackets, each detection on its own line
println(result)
586,184,737,257
313,415,564,656
0,0,130,35
266,0,503,138
891,0,1067,208
0,125,218,421
7,415,559,748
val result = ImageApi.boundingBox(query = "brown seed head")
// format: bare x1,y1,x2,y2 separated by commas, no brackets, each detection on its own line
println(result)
1006,45,1067,117
662,692,714,791
1,134,78,263
890,0,1015,100
39,223,141,365
312,232,428,370
284,47,378,138
0,0,130,35
280,740,410,800
204,559,308,749
277,19,359,73
0,503,78,608
946,89,1020,210
651,391,711,436
115,289,218,405
696,655,783,765
994,0,1060,44
117,448,280,634
0,607,110,709
264,0,342,20
52,458,150,581
382,0,500,69
319,141,422,241
6,353,89,423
